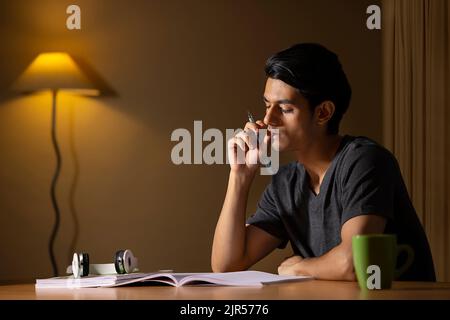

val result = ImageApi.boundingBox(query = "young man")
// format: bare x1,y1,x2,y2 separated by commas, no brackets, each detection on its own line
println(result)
211,43,436,281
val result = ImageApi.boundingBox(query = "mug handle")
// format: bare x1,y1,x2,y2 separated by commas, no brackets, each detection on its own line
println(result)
394,244,415,279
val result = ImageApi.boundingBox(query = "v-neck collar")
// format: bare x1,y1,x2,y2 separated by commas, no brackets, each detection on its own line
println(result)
298,135,350,199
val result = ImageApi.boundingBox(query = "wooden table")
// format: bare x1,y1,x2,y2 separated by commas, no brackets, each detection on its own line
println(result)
1,280,450,300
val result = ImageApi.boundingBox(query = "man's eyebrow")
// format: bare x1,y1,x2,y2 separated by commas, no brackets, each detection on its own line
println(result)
263,96,296,105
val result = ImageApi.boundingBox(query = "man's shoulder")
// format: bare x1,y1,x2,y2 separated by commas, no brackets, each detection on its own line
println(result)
338,135,400,177
341,135,396,163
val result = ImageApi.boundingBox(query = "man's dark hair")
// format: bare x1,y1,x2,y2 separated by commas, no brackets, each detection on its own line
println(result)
265,43,351,134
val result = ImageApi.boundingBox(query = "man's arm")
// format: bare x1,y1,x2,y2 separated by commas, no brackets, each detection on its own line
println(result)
211,172,282,272
278,214,386,280
212,120,282,272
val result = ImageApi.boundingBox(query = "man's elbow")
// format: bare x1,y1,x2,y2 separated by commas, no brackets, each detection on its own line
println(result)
211,265,235,273
211,264,224,273
211,261,229,273
211,257,248,273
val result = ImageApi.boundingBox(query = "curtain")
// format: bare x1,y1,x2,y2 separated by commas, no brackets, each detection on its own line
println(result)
382,0,450,281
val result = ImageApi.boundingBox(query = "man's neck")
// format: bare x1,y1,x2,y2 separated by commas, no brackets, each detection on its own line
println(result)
295,134,344,193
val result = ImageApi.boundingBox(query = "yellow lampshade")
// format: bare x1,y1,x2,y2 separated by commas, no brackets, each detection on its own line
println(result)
13,52,99,95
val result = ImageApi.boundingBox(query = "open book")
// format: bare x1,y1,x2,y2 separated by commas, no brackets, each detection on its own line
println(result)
35,271,313,289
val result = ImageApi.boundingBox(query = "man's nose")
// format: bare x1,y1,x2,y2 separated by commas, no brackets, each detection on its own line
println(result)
263,106,281,126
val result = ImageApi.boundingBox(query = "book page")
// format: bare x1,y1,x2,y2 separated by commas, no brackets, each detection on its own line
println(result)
179,271,313,287
113,273,179,287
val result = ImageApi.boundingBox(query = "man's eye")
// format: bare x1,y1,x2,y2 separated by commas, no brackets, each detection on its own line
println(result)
265,105,293,113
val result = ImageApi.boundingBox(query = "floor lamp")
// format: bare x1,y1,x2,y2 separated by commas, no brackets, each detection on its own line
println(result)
13,52,99,277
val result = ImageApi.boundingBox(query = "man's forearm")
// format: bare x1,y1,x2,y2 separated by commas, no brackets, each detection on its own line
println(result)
211,172,253,272
281,214,387,281
280,244,356,281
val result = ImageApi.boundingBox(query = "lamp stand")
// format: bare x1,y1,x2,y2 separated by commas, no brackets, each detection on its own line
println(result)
49,89,61,277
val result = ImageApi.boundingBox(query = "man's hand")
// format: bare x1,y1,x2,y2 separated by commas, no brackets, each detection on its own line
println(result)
277,215,387,280
227,120,268,178
277,255,304,276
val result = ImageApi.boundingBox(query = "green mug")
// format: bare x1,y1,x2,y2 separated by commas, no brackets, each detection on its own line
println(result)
352,234,414,290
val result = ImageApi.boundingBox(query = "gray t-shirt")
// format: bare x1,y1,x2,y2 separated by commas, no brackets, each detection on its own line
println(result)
247,135,435,281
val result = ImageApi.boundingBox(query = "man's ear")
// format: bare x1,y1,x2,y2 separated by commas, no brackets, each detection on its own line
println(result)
315,101,335,126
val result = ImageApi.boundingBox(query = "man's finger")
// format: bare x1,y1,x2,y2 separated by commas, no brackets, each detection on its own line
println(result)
234,137,247,153
244,122,260,133
236,131,256,150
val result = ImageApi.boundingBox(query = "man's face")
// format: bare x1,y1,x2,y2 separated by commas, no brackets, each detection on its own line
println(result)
263,77,315,153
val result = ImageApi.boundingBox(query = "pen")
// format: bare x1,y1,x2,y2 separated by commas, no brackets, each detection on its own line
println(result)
247,110,256,124
246,110,258,144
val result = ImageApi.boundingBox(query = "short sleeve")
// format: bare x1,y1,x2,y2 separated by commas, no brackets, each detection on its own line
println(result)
246,181,289,249
340,146,398,225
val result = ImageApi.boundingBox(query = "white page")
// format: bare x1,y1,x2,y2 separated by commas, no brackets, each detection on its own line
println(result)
179,271,313,287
